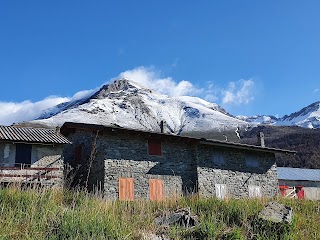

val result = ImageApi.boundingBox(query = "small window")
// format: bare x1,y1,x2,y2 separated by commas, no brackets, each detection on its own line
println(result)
149,179,164,201
215,184,227,200
15,143,32,167
245,153,259,168
148,139,162,156
212,151,226,166
75,145,83,164
248,185,262,198
119,178,134,201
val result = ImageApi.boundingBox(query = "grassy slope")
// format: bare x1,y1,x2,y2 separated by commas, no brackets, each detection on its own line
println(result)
0,187,319,240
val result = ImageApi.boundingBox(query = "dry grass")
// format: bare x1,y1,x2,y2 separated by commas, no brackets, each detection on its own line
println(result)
0,186,319,239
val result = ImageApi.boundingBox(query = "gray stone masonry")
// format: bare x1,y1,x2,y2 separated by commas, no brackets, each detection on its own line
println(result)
64,129,279,200
197,145,278,198
64,130,198,199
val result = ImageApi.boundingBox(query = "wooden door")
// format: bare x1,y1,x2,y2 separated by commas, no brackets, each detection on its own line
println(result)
119,178,134,201
149,179,164,201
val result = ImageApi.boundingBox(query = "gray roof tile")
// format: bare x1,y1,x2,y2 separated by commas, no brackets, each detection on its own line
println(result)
278,167,320,181
0,126,71,144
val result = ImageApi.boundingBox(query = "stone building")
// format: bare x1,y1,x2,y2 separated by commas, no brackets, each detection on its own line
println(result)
0,125,71,186
61,122,295,200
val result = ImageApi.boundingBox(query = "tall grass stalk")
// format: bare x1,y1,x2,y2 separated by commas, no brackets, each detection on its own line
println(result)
0,186,318,239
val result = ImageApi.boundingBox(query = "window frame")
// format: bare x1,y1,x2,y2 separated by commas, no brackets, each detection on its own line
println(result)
147,139,162,156
15,143,32,167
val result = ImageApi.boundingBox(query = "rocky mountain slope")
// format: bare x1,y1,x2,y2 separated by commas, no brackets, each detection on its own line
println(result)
27,79,248,135
237,101,320,129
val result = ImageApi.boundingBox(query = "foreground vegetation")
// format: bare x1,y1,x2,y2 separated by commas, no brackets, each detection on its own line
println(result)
0,187,319,239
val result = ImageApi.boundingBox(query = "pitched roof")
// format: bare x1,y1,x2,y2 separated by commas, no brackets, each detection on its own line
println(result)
278,167,320,181
61,122,296,155
0,125,71,144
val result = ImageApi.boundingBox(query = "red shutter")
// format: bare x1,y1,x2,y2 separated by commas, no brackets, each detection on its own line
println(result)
148,139,162,156
75,145,82,163
119,178,134,201
149,179,164,201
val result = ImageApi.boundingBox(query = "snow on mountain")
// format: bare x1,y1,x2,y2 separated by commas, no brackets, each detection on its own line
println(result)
236,115,278,125
277,101,320,129
28,79,248,134
237,101,320,129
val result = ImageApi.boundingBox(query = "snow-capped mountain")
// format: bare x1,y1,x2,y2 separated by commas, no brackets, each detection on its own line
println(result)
236,115,278,125
278,101,320,128
237,101,320,129
28,79,248,134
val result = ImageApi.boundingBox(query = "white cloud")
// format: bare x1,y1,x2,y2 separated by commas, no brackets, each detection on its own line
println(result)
70,89,97,101
313,88,319,94
0,88,96,126
114,67,255,106
115,66,202,97
222,79,255,105
0,96,69,126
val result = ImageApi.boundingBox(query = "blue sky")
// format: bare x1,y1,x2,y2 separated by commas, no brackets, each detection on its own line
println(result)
0,1,320,125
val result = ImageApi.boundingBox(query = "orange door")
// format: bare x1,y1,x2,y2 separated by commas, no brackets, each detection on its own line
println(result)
119,178,134,201
149,179,163,201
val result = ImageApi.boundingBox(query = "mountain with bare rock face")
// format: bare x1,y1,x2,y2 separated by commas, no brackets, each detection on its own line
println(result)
27,79,249,135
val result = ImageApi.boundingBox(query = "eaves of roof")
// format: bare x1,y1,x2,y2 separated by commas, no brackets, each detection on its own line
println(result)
61,122,296,155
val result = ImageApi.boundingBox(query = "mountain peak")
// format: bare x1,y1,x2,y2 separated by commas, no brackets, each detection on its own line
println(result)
282,101,320,121
91,79,150,99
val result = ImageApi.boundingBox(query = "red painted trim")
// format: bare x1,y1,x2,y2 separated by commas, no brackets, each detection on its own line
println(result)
0,174,60,179
0,167,60,171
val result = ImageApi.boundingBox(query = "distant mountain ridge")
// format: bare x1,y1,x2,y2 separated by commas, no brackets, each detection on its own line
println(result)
237,101,320,129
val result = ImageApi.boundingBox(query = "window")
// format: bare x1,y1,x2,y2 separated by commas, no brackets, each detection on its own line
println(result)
215,184,227,200
119,178,134,201
245,153,259,168
15,143,32,167
248,185,262,198
75,145,83,164
149,179,164,201
148,139,162,156
212,151,226,166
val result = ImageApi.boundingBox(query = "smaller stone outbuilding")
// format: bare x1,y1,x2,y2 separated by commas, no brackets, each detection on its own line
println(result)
0,125,71,187
61,122,295,200
278,167,320,200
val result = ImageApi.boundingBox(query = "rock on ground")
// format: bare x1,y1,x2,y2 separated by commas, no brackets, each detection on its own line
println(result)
258,202,293,224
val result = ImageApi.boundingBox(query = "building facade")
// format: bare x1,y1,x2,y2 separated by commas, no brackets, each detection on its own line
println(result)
0,125,71,187
61,122,295,200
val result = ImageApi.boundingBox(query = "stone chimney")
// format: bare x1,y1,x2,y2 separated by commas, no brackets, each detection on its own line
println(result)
257,132,265,147
160,120,166,134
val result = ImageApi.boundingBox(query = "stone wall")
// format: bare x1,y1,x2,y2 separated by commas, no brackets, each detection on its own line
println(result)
101,132,198,199
63,129,279,200
0,143,16,166
196,145,278,198
64,130,198,199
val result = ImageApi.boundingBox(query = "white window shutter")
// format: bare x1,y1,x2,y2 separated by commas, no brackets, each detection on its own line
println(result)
215,184,227,200
248,185,262,198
